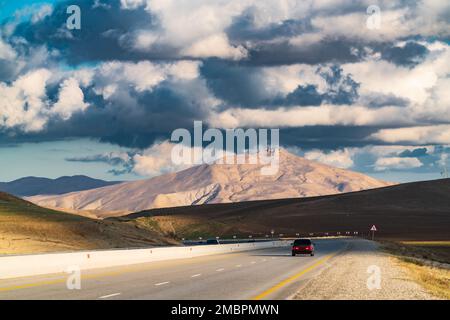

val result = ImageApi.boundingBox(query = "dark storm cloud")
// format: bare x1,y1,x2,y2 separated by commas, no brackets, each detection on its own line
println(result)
280,126,381,150
11,0,161,64
398,148,428,158
0,76,207,149
66,151,135,175
381,41,429,67
227,13,313,42
280,85,323,106
245,37,366,66
66,153,130,166
201,61,359,108
360,93,410,108
1,0,447,157
199,60,269,108
47,83,204,148
274,66,360,106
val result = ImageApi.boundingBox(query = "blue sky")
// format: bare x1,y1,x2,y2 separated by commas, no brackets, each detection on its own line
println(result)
1,0,450,183
0,0,59,22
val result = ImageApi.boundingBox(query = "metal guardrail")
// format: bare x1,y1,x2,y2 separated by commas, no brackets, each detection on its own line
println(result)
182,238,277,246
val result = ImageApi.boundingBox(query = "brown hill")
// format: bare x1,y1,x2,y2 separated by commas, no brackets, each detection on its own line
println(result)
118,179,450,241
0,192,176,255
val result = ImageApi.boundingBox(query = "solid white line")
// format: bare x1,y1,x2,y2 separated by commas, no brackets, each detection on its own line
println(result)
155,281,170,286
191,274,201,278
99,293,121,299
216,268,225,272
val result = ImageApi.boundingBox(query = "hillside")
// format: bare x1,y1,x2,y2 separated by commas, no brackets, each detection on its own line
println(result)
0,175,121,197
27,149,391,217
118,179,450,241
0,192,176,255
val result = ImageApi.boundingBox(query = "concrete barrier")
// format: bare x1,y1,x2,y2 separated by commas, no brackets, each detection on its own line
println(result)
0,241,289,279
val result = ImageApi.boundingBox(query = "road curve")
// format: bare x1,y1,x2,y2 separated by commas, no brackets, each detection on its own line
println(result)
0,238,348,300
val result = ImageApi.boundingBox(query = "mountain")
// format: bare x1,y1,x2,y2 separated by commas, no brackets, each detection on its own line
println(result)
27,149,392,217
0,175,121,197
120,178,450,241
0,191,176,255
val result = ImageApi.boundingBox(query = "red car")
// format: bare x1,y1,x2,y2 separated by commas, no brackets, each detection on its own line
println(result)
292,238,315,256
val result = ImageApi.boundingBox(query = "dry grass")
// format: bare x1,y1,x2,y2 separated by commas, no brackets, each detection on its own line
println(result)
0,192,176,255
395,259,450,299
382,241,450,299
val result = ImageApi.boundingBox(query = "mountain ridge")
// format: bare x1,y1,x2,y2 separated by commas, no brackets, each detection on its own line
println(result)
27,149,392,217
0,175,122,197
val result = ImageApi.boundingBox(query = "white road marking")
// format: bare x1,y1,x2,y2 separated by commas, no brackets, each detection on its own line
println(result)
99,292,121,299
191,274,201,278
235,264,242,268
155,281,170,286
216,268,225,272
251,261,256,264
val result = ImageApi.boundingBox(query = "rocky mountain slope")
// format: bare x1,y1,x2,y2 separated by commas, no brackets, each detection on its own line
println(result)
27,149,391,217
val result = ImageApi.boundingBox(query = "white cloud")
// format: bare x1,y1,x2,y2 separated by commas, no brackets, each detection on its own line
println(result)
120,0,145,10
31,4,53,24
132,141,204,176
181,33,247,60
304,149,355,168
207,104,411,128
52,78,89,120
261,64,328,96
0,69,51,131
371,125,450,145
374,157,423,171
95,60,201,96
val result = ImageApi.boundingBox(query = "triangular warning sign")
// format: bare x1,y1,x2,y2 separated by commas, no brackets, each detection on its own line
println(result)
370,225,377,231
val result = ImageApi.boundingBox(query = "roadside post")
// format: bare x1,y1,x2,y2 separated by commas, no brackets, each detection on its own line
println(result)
370,225,377,240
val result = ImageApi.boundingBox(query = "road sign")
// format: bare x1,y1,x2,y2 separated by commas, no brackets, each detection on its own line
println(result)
370,225,377,240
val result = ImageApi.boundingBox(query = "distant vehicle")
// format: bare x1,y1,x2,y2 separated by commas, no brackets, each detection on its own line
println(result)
206,239,220,245
292,238,315,256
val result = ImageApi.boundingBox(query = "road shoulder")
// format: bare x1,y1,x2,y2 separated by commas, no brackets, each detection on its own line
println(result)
292,239,438,300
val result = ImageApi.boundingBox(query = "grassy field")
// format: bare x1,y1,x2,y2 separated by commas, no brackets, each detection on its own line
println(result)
120,179,450,241
382,241,450,299
0,192,176,255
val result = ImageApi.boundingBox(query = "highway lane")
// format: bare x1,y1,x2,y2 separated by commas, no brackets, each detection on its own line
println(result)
0,238,348,300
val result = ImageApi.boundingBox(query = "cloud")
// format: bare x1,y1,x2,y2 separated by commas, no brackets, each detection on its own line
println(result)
374,157,423,171
398,147,428,158
381,41,429,67
207,104,410,128
371,125,450,145
52,78,89,120
1,0,450,176
304,149,354,169
66,151,132,166
181,33,247,60
0,68,51,132
30,4,53,24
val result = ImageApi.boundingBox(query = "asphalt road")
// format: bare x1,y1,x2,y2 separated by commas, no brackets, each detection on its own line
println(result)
0,238,348,300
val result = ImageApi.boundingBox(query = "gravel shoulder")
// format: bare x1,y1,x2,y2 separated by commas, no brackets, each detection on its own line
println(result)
293,239,437,300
